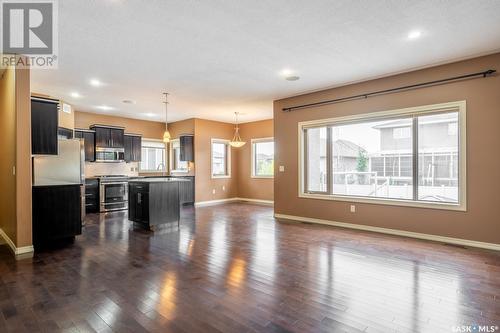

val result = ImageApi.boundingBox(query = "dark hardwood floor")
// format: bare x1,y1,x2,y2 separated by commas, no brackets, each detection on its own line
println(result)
1,202,499,333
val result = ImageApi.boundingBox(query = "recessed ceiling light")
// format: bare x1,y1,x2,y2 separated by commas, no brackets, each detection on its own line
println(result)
89,79,102,87
280,68,294,77
70,92,81,98
407,30,422,40
122,99,136,104
143,112,156,117
285,75,300,81
96,105,114,111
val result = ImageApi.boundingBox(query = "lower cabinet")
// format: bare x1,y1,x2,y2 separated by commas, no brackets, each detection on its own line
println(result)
85,178,99,213
32,185,82,249
128,181,180,228
178,176,195,204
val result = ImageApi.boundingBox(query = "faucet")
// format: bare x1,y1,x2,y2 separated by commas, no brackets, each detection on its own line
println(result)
157,163,165,171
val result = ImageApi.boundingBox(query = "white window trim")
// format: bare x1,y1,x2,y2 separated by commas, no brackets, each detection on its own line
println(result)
139,138,166,173
211,138,231,179
169,138,189,174
298,100,467,211
251,137,274,179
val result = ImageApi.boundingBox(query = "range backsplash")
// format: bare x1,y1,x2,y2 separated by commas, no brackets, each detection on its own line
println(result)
85,162,139,177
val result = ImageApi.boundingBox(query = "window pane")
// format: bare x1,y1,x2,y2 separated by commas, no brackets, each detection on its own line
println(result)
418,112,459,203
254,141,274,176
306,127,327,192
212,142,227,175
332,118,413,200
172,140,188,171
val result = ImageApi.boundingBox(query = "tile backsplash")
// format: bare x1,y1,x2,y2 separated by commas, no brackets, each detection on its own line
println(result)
85,162,139,178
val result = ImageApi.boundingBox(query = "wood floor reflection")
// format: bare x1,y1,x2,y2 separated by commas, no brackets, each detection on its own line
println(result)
1,203,499,332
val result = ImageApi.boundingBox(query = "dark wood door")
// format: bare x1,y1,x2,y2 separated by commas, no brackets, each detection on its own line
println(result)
180,135,194,161
124,135,133,162
132,136,142,161
94,127,110,148
31,99,59,155
32,185,82,248
110,129,124,148
83,132,95,162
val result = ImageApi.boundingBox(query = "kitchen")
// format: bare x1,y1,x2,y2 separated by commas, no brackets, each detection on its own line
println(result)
30,94,195,249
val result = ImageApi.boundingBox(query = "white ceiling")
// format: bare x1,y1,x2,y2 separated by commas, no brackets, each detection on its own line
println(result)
31,0,500,123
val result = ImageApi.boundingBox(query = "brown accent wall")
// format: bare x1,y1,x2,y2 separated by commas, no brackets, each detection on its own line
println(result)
194,118,238,202
274,52,500,245
237,119,274,201
15,66,32,247
74,111,165,139
0,66,17,244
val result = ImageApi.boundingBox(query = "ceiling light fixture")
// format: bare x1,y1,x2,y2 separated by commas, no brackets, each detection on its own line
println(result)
122,99,136,104
163,92,171,143
407,30,422,40
286,75,300,81
229,112,246,148
96,105,114,111
143,112,156,117
70,92,81,98
280,68,293,77
90,79,102,87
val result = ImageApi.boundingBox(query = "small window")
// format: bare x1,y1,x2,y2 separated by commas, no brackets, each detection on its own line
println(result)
393,127,411,139
211,139,230,178
140,140,166,172
251,138,274,178
170,139,188,173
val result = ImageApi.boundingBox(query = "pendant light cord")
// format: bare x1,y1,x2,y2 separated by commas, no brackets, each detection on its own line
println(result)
163,92,169,131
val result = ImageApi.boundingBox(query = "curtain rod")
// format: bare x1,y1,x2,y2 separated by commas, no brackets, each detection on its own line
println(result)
282,69,496,112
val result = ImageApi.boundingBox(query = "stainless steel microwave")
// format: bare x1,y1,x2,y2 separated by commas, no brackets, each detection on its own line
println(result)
95,148,125,162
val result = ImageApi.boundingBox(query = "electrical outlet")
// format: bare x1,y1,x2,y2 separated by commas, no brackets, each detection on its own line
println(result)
350,205,356,213
279,165,285,172
212,189,216,194
12,166,15,176
222,185,226,191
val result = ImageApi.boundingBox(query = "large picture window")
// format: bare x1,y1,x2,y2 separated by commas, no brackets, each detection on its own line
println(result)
211,139,231,178
140,140,166,172
299,101,466,210
251,138,274,178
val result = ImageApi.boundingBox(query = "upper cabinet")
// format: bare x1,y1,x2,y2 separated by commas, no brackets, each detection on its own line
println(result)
74,129,96,162
124,134,142,162
91,125,125,149
179,135,194,162
31,98,59,155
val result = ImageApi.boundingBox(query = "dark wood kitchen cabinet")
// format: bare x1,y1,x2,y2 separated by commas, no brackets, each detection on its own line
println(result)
32,184,82,249
84,178,99,213
179,135,194,161
91,125,125,149
31,98,59,155
178,176,195,204
124,134,142,162
74,129,96,162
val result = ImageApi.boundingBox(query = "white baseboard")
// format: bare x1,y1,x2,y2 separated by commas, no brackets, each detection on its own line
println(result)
195,197,274,207
235,198,274,206
274,213,500,252
0,228,34,257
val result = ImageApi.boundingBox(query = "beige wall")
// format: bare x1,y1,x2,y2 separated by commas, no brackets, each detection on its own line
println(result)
0,62,32,249
237,119,274,201
274,52,500,245
194,118,238,202
74,111,165,139
0,66,17,244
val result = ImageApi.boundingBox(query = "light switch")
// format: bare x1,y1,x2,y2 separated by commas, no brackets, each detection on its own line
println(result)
279,165,285,172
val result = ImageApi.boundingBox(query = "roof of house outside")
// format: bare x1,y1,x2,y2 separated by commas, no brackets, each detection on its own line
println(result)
333,139,365,158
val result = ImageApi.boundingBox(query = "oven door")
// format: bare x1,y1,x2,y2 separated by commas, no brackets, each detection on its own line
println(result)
100,182,128,212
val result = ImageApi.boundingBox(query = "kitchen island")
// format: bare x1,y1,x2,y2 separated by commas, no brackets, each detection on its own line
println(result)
128,178,189,230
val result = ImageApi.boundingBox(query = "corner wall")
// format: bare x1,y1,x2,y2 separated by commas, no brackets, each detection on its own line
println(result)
273,52,500,245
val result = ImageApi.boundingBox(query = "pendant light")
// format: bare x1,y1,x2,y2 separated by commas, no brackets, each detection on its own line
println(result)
229,112,246,148
163,92,171,143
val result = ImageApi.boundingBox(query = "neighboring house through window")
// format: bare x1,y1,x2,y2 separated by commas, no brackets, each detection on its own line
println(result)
211,139,230,178
251,138,274,178
140,139,166,172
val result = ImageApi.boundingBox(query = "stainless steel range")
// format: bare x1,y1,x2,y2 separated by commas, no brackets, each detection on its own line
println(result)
98,175,128,212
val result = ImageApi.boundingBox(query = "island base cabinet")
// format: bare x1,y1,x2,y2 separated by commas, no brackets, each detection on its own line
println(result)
129,182,180,229
32,185,82,249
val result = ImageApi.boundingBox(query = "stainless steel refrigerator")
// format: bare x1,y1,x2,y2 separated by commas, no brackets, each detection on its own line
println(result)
33,139,86,221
